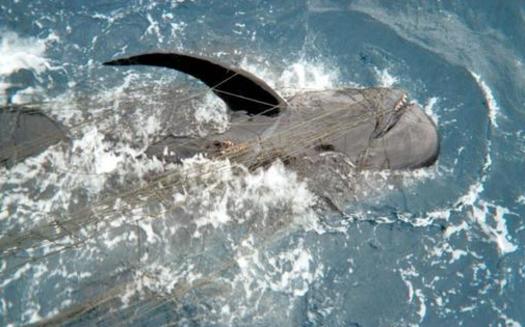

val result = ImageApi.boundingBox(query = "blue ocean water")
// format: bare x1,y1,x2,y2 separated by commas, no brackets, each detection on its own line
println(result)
0,1,524,326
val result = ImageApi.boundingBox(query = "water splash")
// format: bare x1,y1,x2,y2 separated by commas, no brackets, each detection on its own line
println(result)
374,67,399,87
0,30,57,104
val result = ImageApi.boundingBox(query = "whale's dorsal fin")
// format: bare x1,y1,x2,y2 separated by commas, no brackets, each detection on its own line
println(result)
104,52,286,117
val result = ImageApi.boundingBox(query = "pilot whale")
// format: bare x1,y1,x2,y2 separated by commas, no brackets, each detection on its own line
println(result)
104,52,439,171
0,52,438,172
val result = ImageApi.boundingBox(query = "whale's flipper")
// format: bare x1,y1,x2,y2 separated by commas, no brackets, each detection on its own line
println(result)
0,107,68,167
104,52,286,117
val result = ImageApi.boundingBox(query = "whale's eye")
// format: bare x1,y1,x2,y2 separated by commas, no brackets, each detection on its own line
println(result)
314,144,335,152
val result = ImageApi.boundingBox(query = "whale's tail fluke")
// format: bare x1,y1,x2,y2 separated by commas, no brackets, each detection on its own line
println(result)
104,52,286,117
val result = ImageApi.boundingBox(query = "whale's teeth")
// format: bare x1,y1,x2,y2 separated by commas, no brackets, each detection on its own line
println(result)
394,94,408,111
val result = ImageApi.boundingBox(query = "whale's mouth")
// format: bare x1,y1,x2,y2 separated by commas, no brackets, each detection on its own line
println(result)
371,93,411,139
393,93,410,112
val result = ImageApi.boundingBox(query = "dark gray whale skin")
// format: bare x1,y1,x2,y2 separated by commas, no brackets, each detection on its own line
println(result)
105,52,439,171
0,107,68,167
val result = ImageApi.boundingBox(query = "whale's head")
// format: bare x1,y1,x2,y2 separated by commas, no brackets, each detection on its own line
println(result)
349,87,440,169
298,87,439,170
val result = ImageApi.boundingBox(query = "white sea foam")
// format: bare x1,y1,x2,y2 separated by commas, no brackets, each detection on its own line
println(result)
374,67,399,87
423,97,440,124
492,304,522,327
278,58,340,93
144,13,163,43
193,92,229,135
0,31,51,76
470,71,501,128
470,201,517,255
229,236,322,321
399,266,418,303
240,56,340,97
414,289,427,323
447,127,516,255
0,30,59,105
399,265,429,324
457,180,485,207
440,145,517,255
171,157,318,237
75,128,123,174
0,123,166,235
10,86,45,104
443,221,468,239
0,263,31,289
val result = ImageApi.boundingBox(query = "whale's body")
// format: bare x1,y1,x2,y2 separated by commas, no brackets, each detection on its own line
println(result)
106,53,439,171
1,52,439,172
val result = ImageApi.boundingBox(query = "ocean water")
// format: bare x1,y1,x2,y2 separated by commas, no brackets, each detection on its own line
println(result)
1,1,524,326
